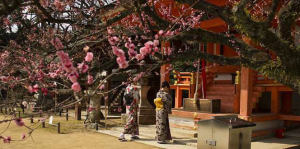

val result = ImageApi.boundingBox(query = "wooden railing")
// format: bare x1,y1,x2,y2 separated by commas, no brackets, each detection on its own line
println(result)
253,71,276,84
172,71,199,85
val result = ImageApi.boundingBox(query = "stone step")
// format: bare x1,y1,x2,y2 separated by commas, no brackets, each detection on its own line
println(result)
169,115,195,129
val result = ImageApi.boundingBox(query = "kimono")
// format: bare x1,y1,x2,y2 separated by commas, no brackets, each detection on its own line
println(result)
123,85,140,135
155,90,173,141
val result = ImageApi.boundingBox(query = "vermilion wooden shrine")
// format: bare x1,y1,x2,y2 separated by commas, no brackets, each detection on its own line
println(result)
101,0,300,139
158,0,300,139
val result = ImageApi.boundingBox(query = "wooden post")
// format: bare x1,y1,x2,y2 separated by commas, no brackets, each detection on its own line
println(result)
42,121,45,128
4,108,7,114
18,111,21,118
57,123,61,134
201,43,207,99
95,123,98,131
66,112,69,121
239,68,253,120
59,109,62,117
75,103,82,120
30,115,34,123
271,87,279,114
105,97,108,129
54,94,58,115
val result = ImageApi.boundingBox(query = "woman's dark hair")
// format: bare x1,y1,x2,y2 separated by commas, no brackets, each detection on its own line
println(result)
161,81,170,89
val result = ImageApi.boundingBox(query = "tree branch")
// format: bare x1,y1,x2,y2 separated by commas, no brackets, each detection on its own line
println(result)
265,0,280,26
168,28,270,64
175,0,234,26
0,0,22,17
169,50,244,66
278,0,300,43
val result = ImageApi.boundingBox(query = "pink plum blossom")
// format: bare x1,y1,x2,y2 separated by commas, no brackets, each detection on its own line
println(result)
128,50,137,58
39,118,46,122
54,0,65,11
21,133,26,140
159,30,164,35
118,61,129,69
51,38,63,50
139,47,148,56
3,136,11,143
108,36,119,45
107,27,114,34
68,73,78,83
135,54,144,61
14,118,25,127
88,106,95,112
116,56,126,64
71,82,81,92
112,46,125,57
87,75,93,84
27,85,33,93
49,72,57,78
85,52,93,62
77,62,89,73
154,40,159,47
145,41,154,49
41,88,49,95
99,84,105,90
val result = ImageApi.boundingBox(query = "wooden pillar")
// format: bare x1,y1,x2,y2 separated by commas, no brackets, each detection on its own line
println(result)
240,68,253,118
207,43,214,66
175,87,182,108
281,91,293,114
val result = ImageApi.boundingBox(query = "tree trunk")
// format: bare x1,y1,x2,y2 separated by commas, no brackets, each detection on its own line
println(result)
88,91,104,123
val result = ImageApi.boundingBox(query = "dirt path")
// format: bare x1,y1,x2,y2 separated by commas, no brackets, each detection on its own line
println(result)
0,115,160,149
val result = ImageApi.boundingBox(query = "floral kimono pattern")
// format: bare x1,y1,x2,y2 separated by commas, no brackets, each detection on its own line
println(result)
156,90,172,141
123,88,139,135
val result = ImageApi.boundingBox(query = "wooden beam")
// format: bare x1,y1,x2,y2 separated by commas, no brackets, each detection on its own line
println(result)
251,114,279,122
279,115,300,121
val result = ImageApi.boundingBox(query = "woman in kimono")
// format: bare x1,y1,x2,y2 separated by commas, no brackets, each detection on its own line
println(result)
154,81,173,144
119,84,140,141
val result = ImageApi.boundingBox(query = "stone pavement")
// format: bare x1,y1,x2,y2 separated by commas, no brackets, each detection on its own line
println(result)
67,110,300,149
97,125,197,149
97,124,300,149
